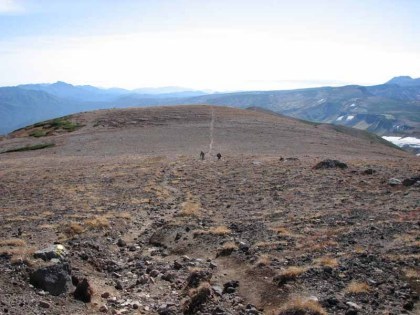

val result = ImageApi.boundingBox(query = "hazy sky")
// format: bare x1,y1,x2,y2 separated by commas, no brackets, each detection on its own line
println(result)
0,0,419,91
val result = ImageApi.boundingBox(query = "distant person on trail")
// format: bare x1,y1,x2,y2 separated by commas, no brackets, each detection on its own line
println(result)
217,153,222,160
200,151,205,160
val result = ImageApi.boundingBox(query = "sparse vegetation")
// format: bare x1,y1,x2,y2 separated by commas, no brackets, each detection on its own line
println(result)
183,282,212,314
255,254,271,267
84,216,110,229
65,222,85,236
274,266,307,284
345,280,370,294
314,256,339,268
34,117,82,132
194,225,231,236
178,200,201,217
29,129,48,137
216,241,238,257
1,143,55,154
278,296,327,315
0,239,26,247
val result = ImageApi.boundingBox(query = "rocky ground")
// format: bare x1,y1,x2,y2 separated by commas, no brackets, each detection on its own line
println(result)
0,106,418,314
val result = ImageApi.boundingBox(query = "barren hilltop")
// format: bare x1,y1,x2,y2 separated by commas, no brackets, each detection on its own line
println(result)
0,105,418,315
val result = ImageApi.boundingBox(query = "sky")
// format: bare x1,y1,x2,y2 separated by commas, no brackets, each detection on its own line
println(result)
0,0,419,91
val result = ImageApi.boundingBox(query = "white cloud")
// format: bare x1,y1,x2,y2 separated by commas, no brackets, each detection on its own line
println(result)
0,28,419,90
0,0,24,14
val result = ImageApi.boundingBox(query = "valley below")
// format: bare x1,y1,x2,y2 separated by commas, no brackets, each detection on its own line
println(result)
0,106,419,315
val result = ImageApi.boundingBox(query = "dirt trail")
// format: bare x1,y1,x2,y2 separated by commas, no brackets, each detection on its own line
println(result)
207,107,215,155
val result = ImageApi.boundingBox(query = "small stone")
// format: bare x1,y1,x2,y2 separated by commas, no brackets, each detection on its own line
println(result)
99,305,109,312
388,178,402,186
173,261,183,270
115,280,123,290
209,262,217,269
149,269,160,278
117,239,126,247
403,301,414,311
101,292,110,298
39,301,50,308
132,302,140,309
346,301,362,310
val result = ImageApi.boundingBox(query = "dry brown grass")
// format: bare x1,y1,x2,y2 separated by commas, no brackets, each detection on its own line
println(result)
178,200,201,217
275,266,307,284
0,239,26,247
67,222,84,235
108,211,132,220
345,280,370,294
84,216,110,229
278,296,327,315
0,238,35,265
255,254,271,267
403,268,419,280
216,241,238,257
271,226,292,235
194,225,231,236
314,256,339,268
183,282,212,314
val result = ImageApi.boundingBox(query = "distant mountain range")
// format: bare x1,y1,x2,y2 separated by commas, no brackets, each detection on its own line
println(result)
1,76,419,137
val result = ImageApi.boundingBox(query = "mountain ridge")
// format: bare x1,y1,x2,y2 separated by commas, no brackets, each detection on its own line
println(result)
1,77,419,139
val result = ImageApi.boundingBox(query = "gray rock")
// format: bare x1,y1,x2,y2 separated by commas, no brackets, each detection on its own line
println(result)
30,263,72,296
388,178,402,186
346,301,362,310
34,244,67,261
212,285,223,296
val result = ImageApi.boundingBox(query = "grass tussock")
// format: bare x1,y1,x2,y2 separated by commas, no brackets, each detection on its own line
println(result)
255,254,272,267
345,280,370,294
216,242,238,257
183,282,212,314
84,216,110,229
314,256,339,268
275,266,307,284
66,222,85,235
403,268,419,280
278,296,327,315
178,200,201,217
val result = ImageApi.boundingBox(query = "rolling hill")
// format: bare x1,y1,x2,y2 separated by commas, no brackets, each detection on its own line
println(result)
0,106,418,315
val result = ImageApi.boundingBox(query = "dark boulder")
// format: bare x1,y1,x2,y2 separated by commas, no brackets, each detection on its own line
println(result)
313,159,348,170
29,263,72,296
402,176,420,187
74,278,93,303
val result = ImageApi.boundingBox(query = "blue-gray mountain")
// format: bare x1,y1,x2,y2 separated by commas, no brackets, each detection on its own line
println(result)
1,76,419,136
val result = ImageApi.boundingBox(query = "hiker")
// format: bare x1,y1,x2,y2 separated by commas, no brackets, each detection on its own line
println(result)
200,151,205,160
216,153,222,160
